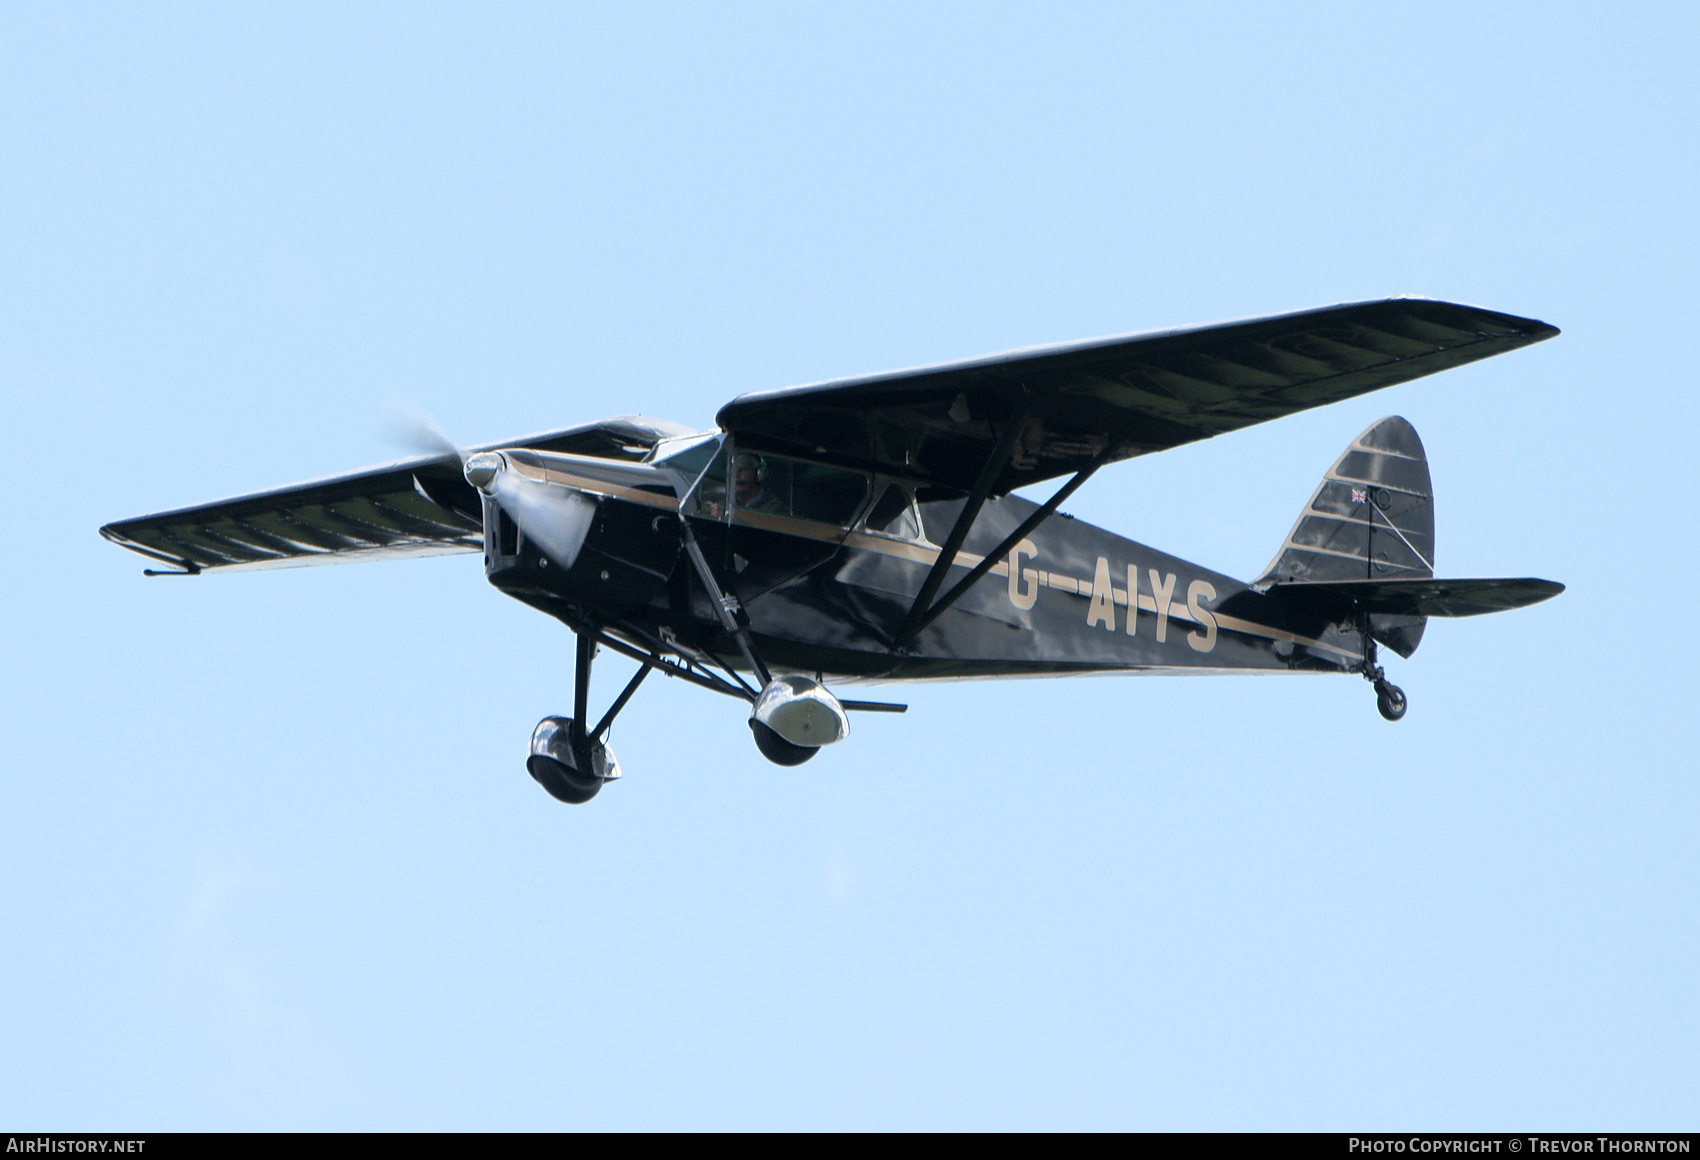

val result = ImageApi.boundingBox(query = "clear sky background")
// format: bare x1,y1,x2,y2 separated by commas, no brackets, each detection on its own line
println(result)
2,2,1695,1131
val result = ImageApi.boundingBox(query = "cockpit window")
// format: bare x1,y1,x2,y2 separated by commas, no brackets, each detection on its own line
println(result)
729,452,869,527
861,482,922,541
791,461,869,525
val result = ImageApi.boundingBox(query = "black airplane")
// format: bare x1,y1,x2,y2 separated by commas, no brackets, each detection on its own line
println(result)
102,298,1564,804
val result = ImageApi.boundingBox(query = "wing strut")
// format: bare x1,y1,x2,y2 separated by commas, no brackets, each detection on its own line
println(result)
680,521,772,686
893,409,1028,647
588,663,651,746
894,443,1111,649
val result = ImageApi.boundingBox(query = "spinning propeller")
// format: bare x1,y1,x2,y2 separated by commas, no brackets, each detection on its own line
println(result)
462,450,598,570
383,398,599,570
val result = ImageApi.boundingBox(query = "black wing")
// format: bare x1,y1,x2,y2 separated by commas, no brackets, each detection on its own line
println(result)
716,298,1558,494
100,415,697,573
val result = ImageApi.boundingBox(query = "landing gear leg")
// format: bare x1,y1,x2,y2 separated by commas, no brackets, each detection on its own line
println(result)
527,629,649,804
1355,632,1408,723
680,521,820,766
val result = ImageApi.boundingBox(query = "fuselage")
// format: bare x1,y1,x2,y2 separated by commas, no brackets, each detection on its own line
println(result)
480,431,1365,683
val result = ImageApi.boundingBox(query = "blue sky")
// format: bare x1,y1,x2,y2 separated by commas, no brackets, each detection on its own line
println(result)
2,2,1695,1129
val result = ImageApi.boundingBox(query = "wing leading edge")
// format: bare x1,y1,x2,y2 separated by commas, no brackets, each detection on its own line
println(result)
716,298,1558,495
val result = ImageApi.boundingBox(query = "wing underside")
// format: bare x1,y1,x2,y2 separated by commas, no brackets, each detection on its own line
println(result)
716,298,1558,494
101,415,697,573
100,463,484,572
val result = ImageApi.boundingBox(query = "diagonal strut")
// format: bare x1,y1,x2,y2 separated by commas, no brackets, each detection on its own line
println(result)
894,445,1112,649
892,408,1027,648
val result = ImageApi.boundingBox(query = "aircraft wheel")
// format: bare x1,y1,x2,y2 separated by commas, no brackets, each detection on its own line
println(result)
527,753,603,804
750,719,816,766
1375,681,1408,722
527,716,617,804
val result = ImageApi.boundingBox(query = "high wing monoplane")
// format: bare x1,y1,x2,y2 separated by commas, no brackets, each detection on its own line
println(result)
103,298,1564,804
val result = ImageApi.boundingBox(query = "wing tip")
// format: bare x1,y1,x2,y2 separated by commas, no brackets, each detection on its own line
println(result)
1392,295,1560,342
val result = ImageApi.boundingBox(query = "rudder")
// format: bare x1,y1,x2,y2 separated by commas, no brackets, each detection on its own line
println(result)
1257,416,1434,657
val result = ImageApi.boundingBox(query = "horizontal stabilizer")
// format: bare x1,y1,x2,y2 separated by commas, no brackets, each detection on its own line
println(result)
1269,577,1564,619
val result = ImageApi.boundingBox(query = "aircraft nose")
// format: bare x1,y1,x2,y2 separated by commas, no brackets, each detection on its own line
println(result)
464,452,504,492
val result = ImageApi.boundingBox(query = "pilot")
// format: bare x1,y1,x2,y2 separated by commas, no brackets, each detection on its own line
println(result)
732,454,784,514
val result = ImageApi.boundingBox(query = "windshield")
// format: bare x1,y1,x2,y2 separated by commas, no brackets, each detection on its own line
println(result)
685,440,731,517
652,432,723,489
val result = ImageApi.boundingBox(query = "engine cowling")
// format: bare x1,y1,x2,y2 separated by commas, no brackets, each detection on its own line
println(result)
469,449,683,613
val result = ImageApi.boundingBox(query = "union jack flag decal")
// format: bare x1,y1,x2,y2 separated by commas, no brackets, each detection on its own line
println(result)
1351,487,1368,504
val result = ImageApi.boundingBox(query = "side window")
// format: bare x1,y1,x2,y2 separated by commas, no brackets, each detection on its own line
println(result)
732,453,791,516
728,452,869,527
861,483,922,541
791,461,869,526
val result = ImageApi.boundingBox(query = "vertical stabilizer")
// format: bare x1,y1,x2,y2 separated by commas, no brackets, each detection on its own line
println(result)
1257,417,1434,657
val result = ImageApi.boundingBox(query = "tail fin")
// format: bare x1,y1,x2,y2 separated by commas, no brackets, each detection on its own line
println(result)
1257,416,1434,657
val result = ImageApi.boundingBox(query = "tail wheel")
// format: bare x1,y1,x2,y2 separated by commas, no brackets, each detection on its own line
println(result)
1375,680,1408,722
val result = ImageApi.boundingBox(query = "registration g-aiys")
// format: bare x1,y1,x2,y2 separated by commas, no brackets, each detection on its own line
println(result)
103,298,1564,805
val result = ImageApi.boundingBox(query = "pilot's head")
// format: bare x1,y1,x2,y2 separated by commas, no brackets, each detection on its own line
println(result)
733,454,766,505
